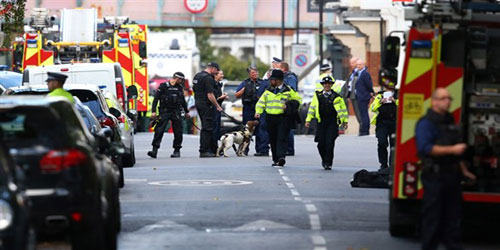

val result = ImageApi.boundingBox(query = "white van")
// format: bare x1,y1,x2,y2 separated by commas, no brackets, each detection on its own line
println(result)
22,63,128,111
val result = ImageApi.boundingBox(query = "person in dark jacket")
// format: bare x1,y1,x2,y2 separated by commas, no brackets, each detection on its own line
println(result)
415,88,476,250
280,61,299,156
212,70,228,154
148,72,189,158
235,66,270,156
370,71,398,169
193,62,223,158
351,59,374,136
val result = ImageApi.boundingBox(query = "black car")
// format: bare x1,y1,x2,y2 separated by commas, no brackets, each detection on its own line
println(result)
0,139,35,250
3,85,128,187
0,96,120,250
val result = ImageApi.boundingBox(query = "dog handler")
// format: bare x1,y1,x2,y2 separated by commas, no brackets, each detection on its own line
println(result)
255,69,301,167
148,72,189,158
305,76,348,170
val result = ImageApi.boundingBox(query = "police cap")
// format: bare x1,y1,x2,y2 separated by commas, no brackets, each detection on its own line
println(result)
269,69,284,80
320,75,335,84
46,72,68,83
207,62,220,70
320,64,331,71
173,72,185,80
272,57,282,63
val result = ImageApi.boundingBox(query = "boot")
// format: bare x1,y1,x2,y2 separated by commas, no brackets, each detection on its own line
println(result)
170,149,180,158
147,147,158,158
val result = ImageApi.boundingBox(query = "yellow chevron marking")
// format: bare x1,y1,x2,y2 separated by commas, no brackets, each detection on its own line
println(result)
25,48,38,63
103,55,113,63
41,55,53,66
122,68,132,88
400,77,463,144
405,58,433,85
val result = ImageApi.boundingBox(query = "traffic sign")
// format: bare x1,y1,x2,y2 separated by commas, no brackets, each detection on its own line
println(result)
295,54,308,68
184,0,208,14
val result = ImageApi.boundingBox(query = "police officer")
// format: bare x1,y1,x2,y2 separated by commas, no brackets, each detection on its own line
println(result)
370,71,398,169
315,64,333,92
235,66,270,156
416,88,476,250
213,70,228,154
46,72,75,104
193,62,223,158
262,57,282,80
305,76,348,170
147,72,189,158
255,69,301,167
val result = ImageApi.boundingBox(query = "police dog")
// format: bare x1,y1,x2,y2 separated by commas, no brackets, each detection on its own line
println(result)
217,121,257,157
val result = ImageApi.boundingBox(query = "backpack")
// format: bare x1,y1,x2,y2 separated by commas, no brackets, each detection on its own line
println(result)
350,169,389,188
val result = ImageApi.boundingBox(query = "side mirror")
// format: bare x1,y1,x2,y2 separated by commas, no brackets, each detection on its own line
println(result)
127,109,138,121
127,85,138,100
109,108,121,119
382,36,401,69
94,132,111,154
139,41,147,58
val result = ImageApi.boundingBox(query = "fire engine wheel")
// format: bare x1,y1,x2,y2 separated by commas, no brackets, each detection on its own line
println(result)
389,199,417,237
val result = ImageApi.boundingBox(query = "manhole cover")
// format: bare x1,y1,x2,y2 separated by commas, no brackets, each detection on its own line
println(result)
148,180,253,186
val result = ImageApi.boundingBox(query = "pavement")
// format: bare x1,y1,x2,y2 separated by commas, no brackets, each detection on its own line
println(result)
112,132,498,250
36,132,498,249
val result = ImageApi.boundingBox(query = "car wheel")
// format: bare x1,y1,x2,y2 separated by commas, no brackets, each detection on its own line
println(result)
71,195,105,250
122,143,135,168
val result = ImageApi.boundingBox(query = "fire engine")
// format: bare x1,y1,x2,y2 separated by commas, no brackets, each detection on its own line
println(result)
382,0,500,236
19,8,149,128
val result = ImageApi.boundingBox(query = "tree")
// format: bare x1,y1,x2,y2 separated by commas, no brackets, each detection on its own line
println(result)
194,28,216,64
1,0,26,48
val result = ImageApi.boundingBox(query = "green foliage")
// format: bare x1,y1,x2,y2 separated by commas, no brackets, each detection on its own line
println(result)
1,0,26,48
193,28,269,81
194,28,216,63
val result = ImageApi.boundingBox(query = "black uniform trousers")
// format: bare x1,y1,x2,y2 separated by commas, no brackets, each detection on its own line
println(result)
315,120,339,166
266,114,290,163
375,120,396,169
196,102,216,154
421,170,463,250
152,110,183,150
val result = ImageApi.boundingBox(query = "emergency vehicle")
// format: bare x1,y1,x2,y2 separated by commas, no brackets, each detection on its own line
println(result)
383,0,500,236
19,8,149,129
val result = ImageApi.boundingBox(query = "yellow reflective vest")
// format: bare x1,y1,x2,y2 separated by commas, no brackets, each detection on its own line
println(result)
48,88,75,104
306,91,348,124
256,85,302,115
370,92,399,125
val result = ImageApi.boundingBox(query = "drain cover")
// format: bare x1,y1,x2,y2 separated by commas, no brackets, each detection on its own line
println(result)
148,180,253,186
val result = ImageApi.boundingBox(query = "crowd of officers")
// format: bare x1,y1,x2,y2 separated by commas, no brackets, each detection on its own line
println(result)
144,57,401,170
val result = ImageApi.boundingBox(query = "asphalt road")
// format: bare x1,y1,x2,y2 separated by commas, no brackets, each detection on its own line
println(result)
114,132,498,250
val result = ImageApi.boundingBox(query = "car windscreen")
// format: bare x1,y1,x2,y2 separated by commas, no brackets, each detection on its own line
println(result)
0,107,65,149
69,90,106,119
223,84,240,102
75,104,92,130
0,74,22,89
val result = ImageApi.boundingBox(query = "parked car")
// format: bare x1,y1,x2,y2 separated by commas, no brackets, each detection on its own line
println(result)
103,91,136,167
22,63,128,111
0,70,22,95
0,96,120,250
221,80,243,128
0,139,35,250
3,84,128,187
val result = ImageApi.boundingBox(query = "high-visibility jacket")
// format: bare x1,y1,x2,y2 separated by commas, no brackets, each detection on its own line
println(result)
370,92,399,125
255,85,302,115
306,91,348,124
48,88,75,104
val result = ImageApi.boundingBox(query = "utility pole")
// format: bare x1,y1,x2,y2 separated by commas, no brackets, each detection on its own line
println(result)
319,0,324,71
282,0,285,60
296,0,300,44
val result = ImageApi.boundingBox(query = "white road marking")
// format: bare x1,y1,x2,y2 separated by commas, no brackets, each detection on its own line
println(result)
309,214,321,230
313,247,327,250
311,235,326,245
282,176,290,182
305,204,317,213
278,169,285,175
293,197,302,201
290,189,300,196
125,178,148,182
285,182,295,189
